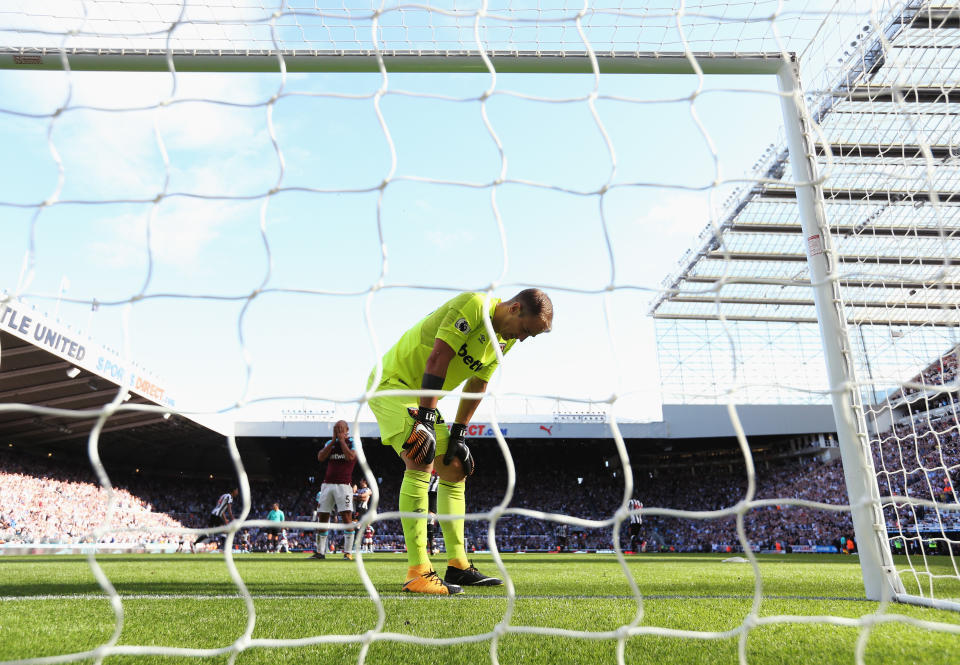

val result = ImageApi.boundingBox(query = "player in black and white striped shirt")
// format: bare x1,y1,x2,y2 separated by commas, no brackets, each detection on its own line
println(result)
627,497,643,553
427,471,440,555
193,489,237,552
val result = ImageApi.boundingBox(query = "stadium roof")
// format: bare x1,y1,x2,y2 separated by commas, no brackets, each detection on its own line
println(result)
651,2,960,329
0,298,230,471
0,328,170,444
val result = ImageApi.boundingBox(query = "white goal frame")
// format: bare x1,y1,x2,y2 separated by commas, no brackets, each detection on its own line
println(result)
0,48,784,75
0,45,919,609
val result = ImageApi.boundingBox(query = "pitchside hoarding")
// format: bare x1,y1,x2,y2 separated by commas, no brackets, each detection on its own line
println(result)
235,404,838,440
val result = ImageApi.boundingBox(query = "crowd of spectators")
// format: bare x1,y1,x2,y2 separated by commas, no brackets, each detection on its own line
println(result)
0,450,398,552
886,346,958,405
0,443,862,555
0,456,185,545
443,455,858,554
4,373,959,554
874,415,958,503
872,346,960,540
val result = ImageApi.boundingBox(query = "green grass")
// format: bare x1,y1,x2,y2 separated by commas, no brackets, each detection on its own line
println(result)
1,553,958,664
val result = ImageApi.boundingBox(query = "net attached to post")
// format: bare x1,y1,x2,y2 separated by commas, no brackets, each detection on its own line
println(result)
1,2,960,665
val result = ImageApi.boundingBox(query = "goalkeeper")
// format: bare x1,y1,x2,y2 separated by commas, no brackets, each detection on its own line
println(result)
367,289,553,595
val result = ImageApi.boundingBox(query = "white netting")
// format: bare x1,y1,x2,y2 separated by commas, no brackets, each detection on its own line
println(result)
2,1,960,665
653,0,960,613
1,0,844,55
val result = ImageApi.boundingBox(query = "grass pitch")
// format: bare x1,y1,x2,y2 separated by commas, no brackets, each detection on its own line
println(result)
1,553,959,664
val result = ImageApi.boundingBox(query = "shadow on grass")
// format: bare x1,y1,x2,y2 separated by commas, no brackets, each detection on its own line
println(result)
1,580,389,597
0,554,206,564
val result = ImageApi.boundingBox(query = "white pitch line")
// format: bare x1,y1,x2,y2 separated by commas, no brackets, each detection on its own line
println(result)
0,594,611,601
0,593,871,602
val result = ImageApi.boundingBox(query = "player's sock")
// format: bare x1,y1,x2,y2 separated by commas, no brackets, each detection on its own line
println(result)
344,528,356,554
406,563,433,581
437,479,468,567
399,469,431,567
317,531,328,554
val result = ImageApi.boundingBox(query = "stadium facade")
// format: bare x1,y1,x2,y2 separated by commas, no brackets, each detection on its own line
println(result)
0,294,838,446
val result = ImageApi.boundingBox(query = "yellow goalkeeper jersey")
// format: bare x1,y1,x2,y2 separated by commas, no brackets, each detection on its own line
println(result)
376,292,516,390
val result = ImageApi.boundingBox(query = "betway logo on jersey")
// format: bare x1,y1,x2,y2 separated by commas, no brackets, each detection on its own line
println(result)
458,343,485,371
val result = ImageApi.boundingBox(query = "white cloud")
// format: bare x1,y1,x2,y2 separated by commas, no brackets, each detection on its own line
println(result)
424,227,477,251
88,197,247,270
4,69,282,274
634,193,714,242
0,69,277,205
160,100,272,155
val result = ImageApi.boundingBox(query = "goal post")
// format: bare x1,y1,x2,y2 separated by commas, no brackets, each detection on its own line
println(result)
776,60,906,605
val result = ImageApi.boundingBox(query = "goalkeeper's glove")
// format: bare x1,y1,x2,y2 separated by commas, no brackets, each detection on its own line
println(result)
402,406,437,465
443,423,475,476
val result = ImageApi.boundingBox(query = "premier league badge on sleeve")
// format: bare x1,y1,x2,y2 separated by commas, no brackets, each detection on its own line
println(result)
455,318,471,333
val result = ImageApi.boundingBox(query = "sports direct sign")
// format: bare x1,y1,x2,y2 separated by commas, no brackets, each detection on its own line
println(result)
464,423,508,437
457,421,621,439
0,298,177,408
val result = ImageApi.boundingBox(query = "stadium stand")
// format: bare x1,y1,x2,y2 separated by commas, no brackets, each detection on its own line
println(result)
0,453,186,546
871,346,960,553
0,439,860,554
4,424,958,555
3,343,957,556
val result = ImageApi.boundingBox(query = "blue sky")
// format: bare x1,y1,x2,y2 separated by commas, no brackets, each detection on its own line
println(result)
0,59,788,423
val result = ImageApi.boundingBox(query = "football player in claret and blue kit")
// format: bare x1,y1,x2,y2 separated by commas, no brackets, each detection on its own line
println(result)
312,420,358,561
367,289,553,594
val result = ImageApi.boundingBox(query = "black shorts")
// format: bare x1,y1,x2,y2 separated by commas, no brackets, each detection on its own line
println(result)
628,523,642,537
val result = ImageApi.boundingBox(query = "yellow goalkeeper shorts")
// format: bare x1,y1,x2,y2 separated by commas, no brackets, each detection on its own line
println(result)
367,373,450,458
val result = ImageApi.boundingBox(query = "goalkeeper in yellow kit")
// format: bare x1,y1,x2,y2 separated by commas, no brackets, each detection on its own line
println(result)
367,289,553,594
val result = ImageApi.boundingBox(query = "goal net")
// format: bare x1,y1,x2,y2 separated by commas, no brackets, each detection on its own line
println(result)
1,0,959,662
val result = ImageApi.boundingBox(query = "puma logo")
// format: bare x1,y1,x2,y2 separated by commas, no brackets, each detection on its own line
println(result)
540,425,553,435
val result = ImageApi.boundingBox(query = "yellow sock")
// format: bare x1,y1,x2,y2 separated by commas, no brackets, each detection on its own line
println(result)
399,469,431,567
437,479,468,563
448,557,470,570
406,563,433,581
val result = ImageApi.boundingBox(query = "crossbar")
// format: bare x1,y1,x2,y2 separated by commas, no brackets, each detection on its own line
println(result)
0,48,790,74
